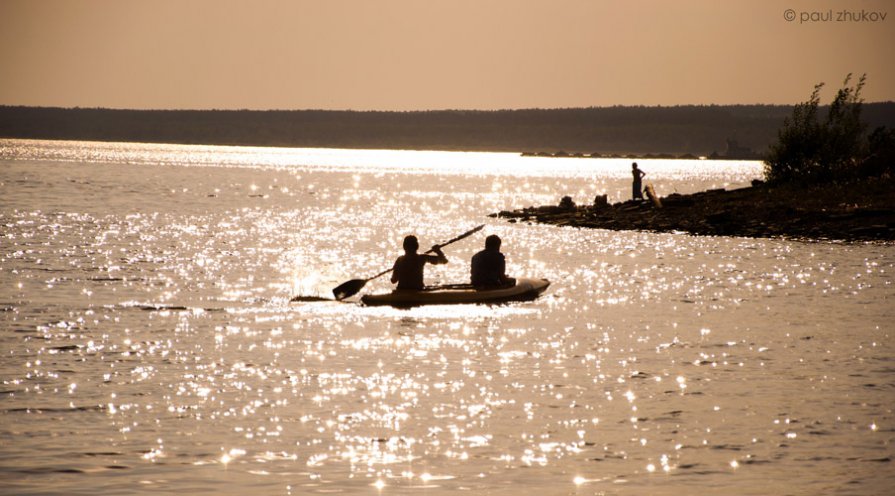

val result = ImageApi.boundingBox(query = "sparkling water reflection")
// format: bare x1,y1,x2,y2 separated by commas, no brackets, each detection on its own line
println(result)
1,140,893,495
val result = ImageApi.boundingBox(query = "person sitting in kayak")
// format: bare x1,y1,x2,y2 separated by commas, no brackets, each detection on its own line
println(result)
391,235,448,290
471,234,516,288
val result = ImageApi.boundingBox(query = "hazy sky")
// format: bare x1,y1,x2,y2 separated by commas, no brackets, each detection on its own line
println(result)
1,0,893,110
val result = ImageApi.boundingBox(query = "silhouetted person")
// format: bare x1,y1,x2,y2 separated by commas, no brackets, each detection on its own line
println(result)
471,234,515,288
391,235,447,290
632,162,646,200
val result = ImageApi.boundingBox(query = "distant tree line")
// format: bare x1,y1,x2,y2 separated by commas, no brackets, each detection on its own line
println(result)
2,104,894,156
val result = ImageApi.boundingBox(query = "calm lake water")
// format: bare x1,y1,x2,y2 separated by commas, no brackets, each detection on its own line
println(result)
1,139,893,495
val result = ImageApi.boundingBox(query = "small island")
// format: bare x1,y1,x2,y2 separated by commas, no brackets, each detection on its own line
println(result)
495,75,895,243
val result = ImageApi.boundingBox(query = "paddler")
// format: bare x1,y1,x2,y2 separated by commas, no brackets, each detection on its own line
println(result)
391,235,448,290
470,234,515,289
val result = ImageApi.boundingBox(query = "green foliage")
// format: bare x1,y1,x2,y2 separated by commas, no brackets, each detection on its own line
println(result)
764,74,869,183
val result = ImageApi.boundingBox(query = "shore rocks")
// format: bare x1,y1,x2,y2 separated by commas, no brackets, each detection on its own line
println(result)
492,177,895,242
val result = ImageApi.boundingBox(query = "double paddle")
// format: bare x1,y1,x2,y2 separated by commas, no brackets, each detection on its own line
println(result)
332,224,485,300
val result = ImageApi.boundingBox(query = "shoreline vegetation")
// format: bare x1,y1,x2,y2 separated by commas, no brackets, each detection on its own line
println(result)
497,75,895,242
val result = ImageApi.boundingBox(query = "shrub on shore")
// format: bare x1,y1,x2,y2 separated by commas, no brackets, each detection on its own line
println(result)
764,74,893,184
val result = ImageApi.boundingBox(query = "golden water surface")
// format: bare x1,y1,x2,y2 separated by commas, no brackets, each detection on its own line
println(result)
1,140,892,495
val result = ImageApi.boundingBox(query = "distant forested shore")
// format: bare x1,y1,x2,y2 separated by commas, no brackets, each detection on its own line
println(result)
2,104,894,157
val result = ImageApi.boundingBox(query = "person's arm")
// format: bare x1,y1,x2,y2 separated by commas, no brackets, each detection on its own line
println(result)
390,257,401,283
498,253,512,283
427,245,448,265
470,252,482,284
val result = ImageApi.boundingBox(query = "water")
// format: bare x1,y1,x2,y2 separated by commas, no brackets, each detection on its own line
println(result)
1,139,892,495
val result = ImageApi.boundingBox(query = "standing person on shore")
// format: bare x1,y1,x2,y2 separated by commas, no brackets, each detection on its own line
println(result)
632,162,646,200
391,235,448,290
471,234,515,288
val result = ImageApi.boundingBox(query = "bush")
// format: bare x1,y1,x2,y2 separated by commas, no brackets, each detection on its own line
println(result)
764,74,868,183
860,126,895,177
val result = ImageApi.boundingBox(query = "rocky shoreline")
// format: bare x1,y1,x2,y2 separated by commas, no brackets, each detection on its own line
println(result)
492,176,895,242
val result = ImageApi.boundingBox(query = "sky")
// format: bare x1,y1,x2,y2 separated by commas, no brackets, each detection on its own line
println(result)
1,0,893,111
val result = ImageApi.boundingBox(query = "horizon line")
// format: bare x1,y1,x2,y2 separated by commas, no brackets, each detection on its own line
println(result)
4,101,895,113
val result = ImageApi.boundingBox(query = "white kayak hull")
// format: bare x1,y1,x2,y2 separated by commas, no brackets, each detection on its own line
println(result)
361,278,550,307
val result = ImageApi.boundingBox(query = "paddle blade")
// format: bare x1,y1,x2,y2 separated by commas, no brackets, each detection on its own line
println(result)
332,278,368,300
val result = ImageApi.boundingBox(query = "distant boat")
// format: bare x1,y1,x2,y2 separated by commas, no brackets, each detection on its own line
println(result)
361,278,550,307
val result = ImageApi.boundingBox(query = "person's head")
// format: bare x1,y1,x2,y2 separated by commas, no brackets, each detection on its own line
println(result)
402,235,419,253
632,162,639,170
485,234,501,251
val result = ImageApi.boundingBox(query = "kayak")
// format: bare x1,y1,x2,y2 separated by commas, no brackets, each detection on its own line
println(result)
361,278,550,307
